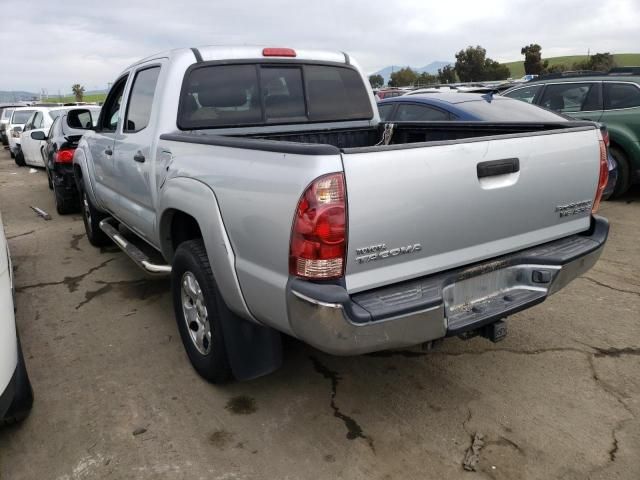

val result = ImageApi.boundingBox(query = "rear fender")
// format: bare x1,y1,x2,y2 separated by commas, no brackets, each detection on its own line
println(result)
158,177,282,380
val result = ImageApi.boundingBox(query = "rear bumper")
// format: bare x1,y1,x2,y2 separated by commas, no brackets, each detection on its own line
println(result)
287,216,609,355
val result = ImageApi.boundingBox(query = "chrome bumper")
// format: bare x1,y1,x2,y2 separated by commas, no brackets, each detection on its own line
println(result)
287,216,609,356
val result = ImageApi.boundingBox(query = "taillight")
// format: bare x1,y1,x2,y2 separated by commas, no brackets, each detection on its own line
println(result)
55,148,76,164
262,47,296,57
592,132,609,214
289,173,347,279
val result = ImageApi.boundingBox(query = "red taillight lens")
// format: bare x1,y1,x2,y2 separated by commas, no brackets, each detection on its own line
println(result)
289,173,347,279
592,136,609,214
262,48,296,57
55,148,75,164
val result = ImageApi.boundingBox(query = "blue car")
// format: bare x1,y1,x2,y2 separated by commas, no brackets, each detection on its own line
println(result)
377,93,618,198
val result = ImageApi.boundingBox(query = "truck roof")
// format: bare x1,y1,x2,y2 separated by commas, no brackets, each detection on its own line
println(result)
125,46,350,71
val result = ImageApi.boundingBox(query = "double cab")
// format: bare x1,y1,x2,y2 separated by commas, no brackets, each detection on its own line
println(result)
74,46,609,383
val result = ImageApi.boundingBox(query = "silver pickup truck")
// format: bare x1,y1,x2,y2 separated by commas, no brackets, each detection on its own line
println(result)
74,46,609,383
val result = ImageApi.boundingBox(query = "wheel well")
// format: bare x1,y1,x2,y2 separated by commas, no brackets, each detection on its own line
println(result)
170,211,203,252
73,164,83,189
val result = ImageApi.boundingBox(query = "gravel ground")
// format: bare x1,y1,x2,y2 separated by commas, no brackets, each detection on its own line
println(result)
0,147,638,480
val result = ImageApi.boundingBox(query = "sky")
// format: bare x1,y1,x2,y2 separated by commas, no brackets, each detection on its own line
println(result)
1,0,639,93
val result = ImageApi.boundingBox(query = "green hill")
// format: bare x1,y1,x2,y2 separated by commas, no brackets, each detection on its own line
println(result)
504,53,640,78
42,93,106,104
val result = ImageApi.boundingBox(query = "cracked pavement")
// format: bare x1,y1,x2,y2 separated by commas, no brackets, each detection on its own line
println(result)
0,148,639,479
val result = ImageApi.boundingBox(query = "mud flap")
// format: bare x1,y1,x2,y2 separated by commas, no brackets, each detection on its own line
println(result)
220,314,283,381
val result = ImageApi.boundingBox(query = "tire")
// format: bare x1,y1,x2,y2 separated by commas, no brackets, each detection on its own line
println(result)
1,339,33,426
171,239,233,384
14,150,25,167
80,189,110,247
54,183,79,215
609,146,631,198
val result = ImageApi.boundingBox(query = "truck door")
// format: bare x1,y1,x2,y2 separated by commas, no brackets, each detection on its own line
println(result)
90,74,129,212
111,64,162,240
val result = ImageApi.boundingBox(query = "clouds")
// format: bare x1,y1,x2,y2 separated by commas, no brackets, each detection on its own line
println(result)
1,0,639,92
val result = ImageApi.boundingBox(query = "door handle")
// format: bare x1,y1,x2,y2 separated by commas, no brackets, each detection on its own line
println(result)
477,158,520,178
104,148,113,156
133,152,145,163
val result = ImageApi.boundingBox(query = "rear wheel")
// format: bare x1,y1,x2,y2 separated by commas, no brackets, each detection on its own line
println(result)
14,150,25,167
80,189,110,246
54,182,79,215
172,239,233,384
610,146,631,198
1,339,34,426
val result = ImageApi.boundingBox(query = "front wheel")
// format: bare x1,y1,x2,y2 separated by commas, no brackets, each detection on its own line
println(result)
171,240,233,384
80,189,110,247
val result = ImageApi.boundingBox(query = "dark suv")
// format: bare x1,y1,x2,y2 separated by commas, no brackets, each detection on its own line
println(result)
502,71,640,197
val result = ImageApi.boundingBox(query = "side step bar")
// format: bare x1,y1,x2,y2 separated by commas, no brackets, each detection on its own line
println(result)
99,219,171,276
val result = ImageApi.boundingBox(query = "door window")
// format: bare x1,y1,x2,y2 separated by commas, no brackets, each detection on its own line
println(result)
378,103,394,121
503,85,542,103
539,83,600,112
395,103,451,121
23,113,36,131
603,82,640,110
33,112,44,129
100,75,129,132
124,66,161,132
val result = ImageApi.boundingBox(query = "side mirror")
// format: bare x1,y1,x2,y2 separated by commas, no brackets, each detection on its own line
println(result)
66,109,94,130
31,130,46,141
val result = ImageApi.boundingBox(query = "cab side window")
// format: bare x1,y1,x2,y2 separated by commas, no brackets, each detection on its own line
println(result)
100,75,129,132
124,66,161,132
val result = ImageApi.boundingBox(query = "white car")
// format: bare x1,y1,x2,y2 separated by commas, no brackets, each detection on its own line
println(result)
7,107,36,159
0,213,33,425
18,106,101,168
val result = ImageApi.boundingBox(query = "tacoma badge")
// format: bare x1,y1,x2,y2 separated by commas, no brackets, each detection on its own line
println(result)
355,243,422,264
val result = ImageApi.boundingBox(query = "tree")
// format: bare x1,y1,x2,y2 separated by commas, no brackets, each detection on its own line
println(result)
455,46,487,82
388,67,418,87
416,72,438,85
572,52,616,72
71,84,85,102
521,44,548,75
455,46,510,81
589,52,616,71
544,63,568,74
368,74,384,89
483,59,511,81
437,65,457,84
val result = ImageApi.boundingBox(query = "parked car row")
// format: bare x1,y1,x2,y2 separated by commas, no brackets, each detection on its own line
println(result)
502,70,640,197
1,104,100,214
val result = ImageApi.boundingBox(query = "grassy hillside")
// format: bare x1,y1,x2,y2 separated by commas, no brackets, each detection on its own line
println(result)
42,93,106,104
504,53,640,78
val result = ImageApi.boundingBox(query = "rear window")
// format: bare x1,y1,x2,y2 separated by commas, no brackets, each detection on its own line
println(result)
459,98,566,121
11,110,35,124
179,63,373,129
1,108,14,120
603,82,640,109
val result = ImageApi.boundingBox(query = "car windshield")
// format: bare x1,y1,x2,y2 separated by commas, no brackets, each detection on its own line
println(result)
460,98,566,121
11,110,35,124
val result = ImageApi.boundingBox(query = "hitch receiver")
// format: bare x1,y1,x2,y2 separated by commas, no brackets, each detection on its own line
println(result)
481,320,508,343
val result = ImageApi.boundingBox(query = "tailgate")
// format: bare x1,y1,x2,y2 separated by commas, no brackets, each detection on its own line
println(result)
342,127,600,293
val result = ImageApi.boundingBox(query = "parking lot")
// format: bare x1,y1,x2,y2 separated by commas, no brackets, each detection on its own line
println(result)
0,145,638,479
